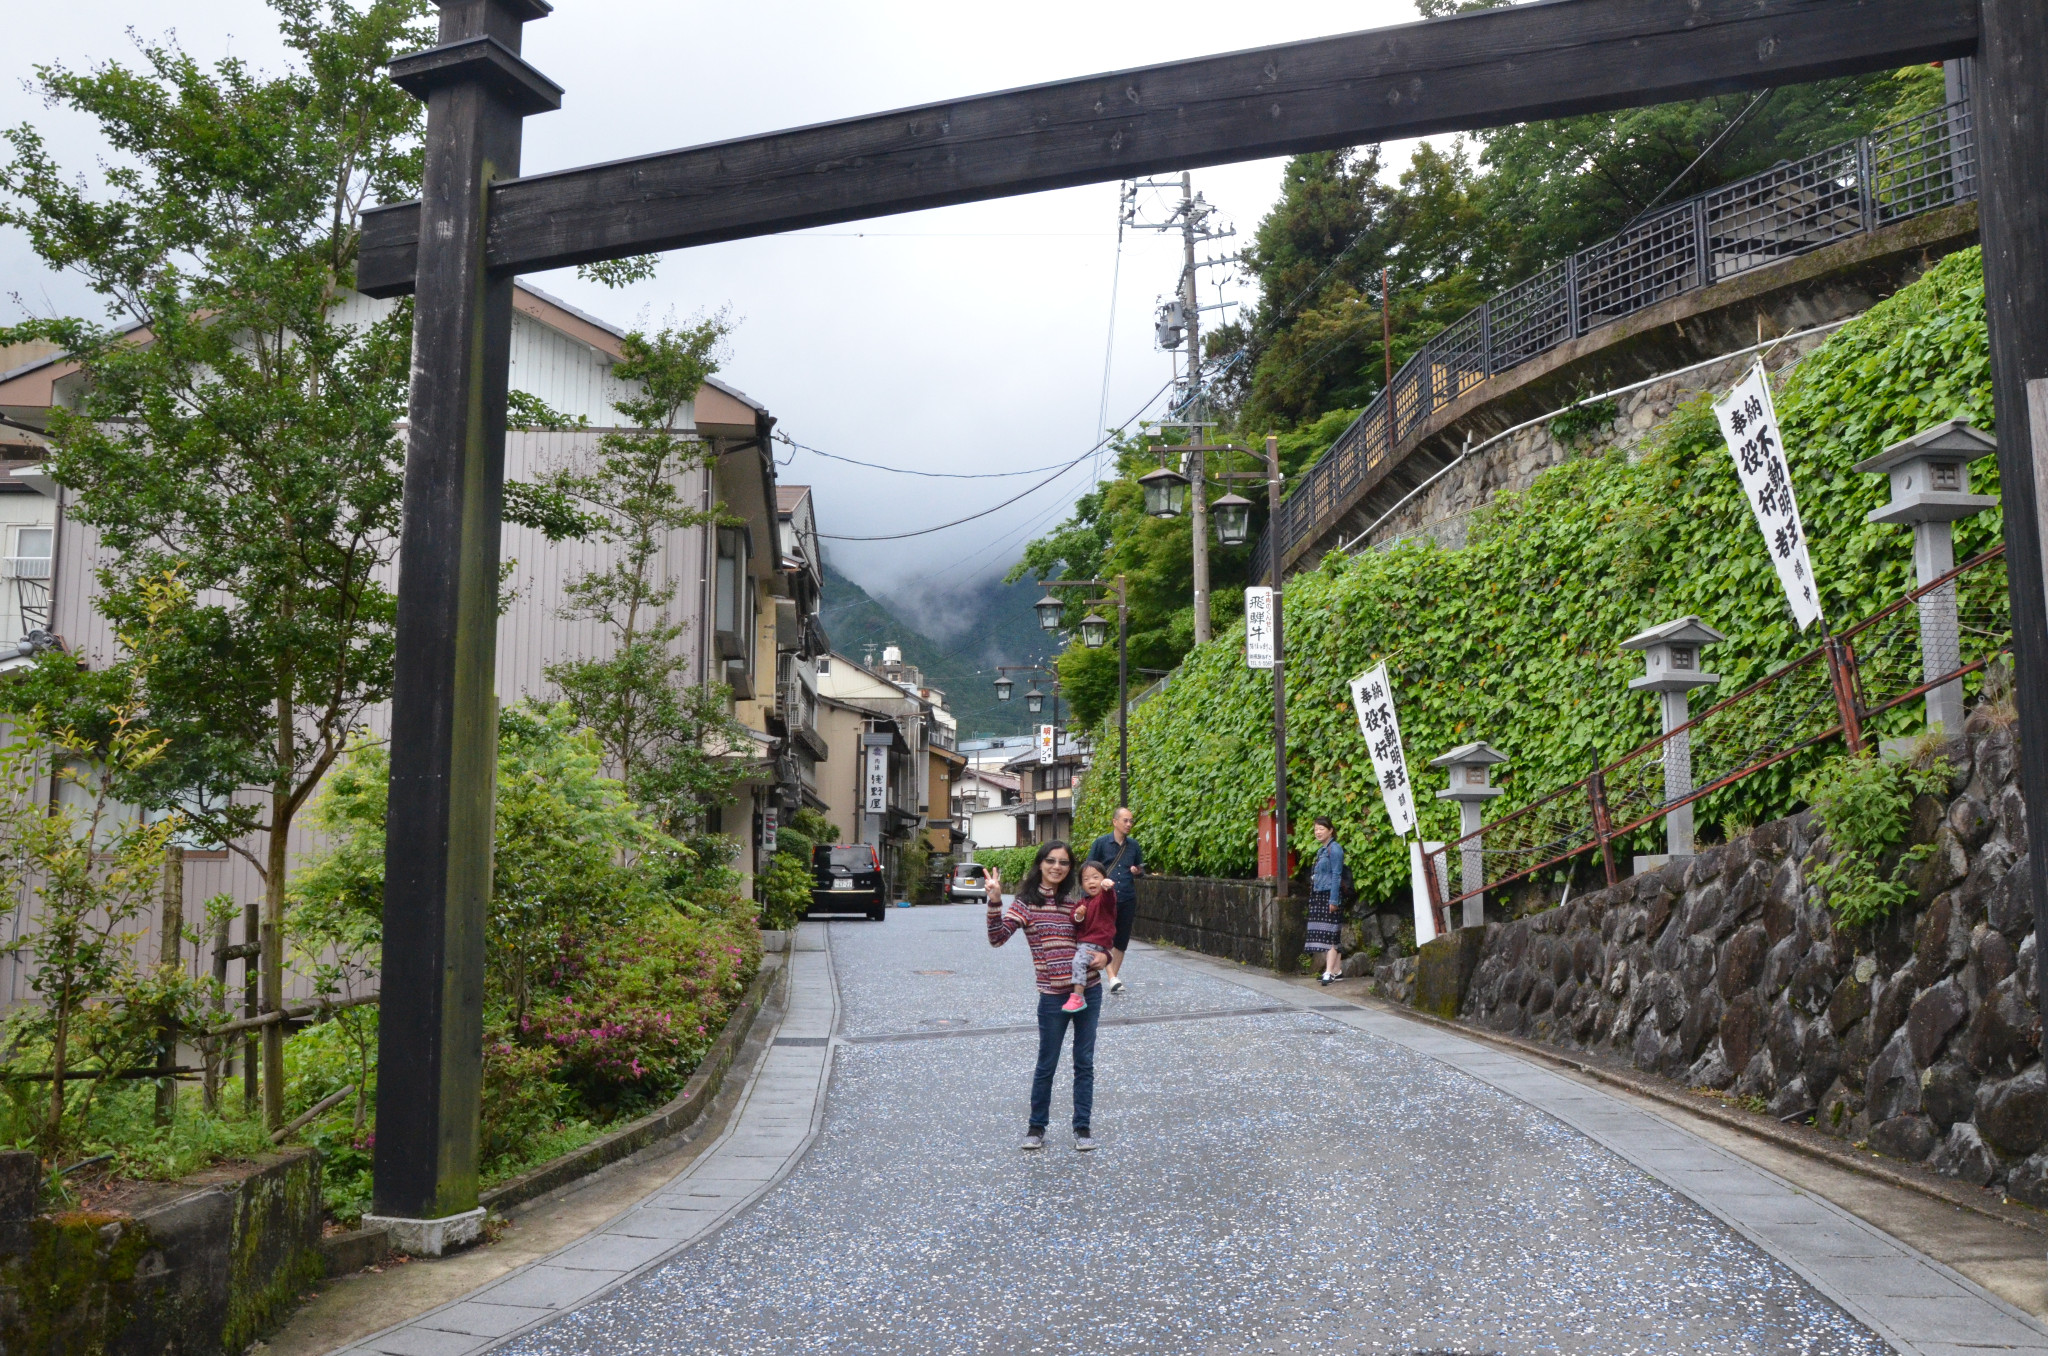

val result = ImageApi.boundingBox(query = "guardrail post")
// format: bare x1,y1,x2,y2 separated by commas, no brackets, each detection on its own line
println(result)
1824,635,1867,754
1480,300,1493,378
1587,751,1619,886
1694,198,1711,290
1565,252,1583,339
1859,135,1878,233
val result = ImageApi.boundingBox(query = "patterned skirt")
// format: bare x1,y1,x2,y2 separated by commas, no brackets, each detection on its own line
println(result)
1304,890,1342,955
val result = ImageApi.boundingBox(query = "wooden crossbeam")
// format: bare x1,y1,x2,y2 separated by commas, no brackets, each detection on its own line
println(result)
356,0,1975,297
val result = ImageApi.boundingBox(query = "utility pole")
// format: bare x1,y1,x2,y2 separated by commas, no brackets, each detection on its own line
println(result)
1131,174,1234,645
1182,172,1210,645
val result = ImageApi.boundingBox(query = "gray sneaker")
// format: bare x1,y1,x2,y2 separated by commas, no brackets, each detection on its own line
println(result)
1020,1133,1045,1151
1074,1133,1097,1151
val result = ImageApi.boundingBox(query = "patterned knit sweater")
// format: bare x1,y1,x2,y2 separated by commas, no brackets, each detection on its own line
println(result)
987,889,1100,996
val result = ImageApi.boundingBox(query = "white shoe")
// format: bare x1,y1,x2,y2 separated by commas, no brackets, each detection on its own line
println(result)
1020,1133,1045,1151
1074,1133,1097,1151
1108,975,1125,994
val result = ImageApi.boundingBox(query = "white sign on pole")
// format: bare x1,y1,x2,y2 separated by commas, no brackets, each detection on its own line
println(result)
1244,586,1275,669
762,807,778,855
1037,723,1056,765
1349,663,1416,836
864,745,888,813
1715,361,1823,631
1410,840,1446,946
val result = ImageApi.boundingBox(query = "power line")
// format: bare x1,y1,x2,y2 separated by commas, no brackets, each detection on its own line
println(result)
815,375,1175,543
775,432,1079,479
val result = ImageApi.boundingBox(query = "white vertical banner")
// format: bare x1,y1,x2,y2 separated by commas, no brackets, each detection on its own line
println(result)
1037,723,1056,765
1349,663,1416,836
762,807,778,855
1244,586,1275,669
864,745,888,813
1715,362,1823,630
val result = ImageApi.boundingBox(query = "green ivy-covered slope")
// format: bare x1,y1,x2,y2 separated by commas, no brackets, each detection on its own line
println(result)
1077,248,2000,905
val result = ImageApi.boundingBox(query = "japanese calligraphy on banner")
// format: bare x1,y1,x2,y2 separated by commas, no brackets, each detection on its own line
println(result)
1715,362,1823,630
1037,723,1056,765
1244,587,1275,669
1349,663,1416,836
864,746,888,813
762,807,778,855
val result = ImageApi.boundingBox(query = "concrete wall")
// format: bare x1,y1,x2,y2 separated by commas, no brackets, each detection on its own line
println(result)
1455,710,2044,1202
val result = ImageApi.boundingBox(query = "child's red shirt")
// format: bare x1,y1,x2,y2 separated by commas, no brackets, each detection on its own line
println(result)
1071,888,1119,949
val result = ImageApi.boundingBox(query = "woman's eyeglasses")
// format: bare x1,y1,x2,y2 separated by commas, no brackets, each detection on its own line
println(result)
1044,856,1072,867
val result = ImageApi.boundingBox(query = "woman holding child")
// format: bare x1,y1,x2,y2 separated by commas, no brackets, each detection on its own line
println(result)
985,841,1118,1152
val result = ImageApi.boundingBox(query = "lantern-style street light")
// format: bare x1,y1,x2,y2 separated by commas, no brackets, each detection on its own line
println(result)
994,675,1013,701
1139,463,1190,519
1027,576,1131,807
1079,613,1110,649
1024,686,1046,714
1034,592,1065,631
1210,491,1255,547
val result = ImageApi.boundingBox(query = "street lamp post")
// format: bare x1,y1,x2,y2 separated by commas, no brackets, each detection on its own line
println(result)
1038,576,1130,808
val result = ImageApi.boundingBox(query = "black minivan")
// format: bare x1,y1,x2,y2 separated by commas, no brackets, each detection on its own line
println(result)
811,844,888,921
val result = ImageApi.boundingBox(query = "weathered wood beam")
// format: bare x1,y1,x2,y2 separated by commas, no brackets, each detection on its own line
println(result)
356,0,1975,296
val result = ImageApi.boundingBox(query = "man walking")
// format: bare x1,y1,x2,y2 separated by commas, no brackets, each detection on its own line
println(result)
1085,806,1144,993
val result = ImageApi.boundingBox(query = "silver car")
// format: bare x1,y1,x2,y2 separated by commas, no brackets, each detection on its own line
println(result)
947,862,988,903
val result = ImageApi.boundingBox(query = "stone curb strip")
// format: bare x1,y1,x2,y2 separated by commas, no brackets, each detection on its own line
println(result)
1159,947,2048,1356
326,923,839,1356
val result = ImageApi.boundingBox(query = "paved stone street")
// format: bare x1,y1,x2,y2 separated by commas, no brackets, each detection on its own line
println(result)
337,909,2048,1356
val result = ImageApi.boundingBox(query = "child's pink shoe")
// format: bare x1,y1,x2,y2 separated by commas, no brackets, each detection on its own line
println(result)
1061,993,1085,1012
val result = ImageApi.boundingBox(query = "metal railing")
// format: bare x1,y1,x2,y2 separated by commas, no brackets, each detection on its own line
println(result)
1417,547,2012,930
1250,99,1977,580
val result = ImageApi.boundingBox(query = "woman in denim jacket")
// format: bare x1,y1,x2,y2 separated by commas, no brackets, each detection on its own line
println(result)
1307,815,1345,985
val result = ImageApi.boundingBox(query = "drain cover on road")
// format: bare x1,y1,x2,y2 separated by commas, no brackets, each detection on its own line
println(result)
913,969,955,976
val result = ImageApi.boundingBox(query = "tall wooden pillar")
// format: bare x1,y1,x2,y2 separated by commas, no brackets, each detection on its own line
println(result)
1973,0,2048,1004
371,0,560,1225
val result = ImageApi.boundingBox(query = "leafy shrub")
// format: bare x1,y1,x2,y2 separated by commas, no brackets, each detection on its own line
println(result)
972,846,1037,889
1076,248,2000,908
757,849,811,931
1549,395,1620,448
1799,751,1950,926
481,1037,572,1166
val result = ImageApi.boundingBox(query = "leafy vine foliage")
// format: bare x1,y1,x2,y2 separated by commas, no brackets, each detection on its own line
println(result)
1075,250,1998,908
1798,751,1952,927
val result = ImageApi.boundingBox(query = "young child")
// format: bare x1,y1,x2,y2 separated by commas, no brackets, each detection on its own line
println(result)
1064,863,1121,1011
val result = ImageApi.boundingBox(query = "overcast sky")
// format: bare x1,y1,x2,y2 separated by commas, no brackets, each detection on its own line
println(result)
3,0,1424,605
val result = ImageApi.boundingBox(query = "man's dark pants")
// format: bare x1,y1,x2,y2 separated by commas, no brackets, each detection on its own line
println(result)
1028,984,1101,1133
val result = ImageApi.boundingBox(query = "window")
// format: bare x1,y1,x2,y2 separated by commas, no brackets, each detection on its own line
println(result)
16,528,51,559
1670,645,1695,671
715,527,743,635
1931,462,1961,491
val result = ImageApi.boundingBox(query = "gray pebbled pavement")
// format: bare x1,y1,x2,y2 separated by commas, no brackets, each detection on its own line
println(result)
499,909,1895,1355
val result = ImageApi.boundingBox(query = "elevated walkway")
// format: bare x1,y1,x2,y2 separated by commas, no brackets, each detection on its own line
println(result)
1257,101,1981,577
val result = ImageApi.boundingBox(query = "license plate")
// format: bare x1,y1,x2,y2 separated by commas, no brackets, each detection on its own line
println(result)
832,880,856,891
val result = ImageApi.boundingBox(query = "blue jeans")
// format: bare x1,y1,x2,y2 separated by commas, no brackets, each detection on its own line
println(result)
1029,985,1101,1133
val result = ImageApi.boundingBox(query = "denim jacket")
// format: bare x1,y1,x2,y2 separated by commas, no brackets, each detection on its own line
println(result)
1311,839,1344,898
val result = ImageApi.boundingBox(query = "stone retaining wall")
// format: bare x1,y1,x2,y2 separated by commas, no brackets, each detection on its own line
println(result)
1455,712,2042,1201
0,1147,323,1354
1135,875,1278,968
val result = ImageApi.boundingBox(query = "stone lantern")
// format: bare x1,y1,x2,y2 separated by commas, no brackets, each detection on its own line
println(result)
1427,741,1505,928
1621,616,1725,866
1852,420,1998,736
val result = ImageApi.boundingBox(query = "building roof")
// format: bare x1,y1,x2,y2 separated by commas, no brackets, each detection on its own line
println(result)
776,484,811,512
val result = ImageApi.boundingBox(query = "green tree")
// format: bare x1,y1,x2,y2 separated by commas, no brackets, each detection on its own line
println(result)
0,1,434,1129
538,318,753,833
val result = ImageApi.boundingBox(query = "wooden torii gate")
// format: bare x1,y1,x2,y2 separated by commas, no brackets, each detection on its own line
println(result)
357,0,2043,1226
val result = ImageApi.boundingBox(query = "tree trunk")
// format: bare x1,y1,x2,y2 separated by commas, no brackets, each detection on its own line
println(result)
154,846,185,1127
262,694,293,1130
